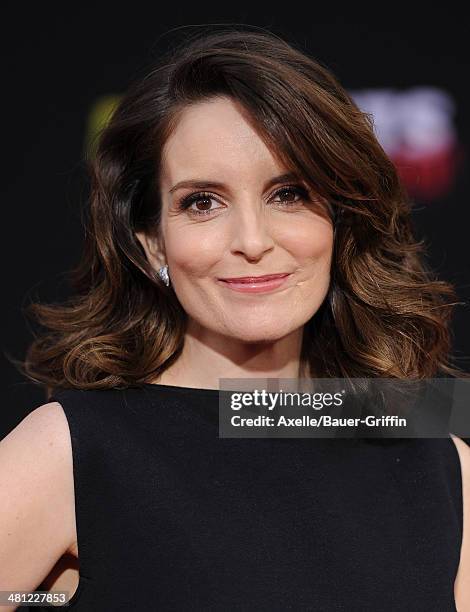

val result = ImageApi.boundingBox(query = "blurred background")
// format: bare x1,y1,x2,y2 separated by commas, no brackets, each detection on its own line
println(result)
3,14,469,437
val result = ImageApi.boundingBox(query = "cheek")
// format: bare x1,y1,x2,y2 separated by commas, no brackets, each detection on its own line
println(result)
279,216,334,261
165,230,222,276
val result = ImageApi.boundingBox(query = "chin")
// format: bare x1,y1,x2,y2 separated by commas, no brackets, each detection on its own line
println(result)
222,320,300,344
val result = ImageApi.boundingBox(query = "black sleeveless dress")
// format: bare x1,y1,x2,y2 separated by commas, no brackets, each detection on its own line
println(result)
32,384,462,611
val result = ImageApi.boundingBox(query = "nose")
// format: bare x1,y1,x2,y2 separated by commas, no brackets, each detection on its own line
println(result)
228,201,275,261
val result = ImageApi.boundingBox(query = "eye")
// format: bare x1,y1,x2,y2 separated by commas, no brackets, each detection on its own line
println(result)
177,192,223,216
270,185,310,206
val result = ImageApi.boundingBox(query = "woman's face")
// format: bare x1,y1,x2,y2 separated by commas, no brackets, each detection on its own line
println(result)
136,95,334,343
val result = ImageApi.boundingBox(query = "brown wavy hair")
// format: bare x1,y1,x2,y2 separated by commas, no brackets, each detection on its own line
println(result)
13,25,468,396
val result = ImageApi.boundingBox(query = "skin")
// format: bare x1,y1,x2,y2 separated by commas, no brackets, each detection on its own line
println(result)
135,95,334,389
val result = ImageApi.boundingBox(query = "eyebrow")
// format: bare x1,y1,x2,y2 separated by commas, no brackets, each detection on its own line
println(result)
168,172,301,194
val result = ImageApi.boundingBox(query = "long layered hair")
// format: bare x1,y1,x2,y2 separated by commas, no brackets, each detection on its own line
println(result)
16,26,467,395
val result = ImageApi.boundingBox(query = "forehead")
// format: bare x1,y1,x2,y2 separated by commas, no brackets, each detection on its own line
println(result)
160,97,286,183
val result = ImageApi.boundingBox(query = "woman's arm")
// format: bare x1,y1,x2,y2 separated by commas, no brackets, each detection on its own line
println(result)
0,402,77,612
451,434,470,610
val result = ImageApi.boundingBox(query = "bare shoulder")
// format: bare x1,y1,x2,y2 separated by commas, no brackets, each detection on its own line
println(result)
450,435,470,610
0,401,77,603
2,401,71,448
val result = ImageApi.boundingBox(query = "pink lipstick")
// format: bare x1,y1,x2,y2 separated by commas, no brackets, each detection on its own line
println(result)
217,273,292,294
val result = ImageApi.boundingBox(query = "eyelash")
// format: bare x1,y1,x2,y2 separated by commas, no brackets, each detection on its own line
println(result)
177,185,311,217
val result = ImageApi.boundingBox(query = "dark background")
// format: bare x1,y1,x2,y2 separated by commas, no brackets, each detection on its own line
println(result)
3,15,469,438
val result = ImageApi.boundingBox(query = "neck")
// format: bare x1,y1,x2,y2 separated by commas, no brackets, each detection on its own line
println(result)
154,319,305,390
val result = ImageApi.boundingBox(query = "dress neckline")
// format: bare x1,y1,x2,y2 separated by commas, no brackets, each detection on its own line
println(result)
141,383,222,396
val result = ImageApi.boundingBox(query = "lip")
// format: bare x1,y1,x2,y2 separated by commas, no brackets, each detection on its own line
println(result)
219,273,291,282
217,273,292,294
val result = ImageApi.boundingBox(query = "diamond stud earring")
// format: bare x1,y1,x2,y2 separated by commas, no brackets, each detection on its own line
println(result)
157,264,170,287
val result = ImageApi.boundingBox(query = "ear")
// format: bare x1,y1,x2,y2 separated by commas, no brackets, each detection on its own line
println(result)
134,230,167,270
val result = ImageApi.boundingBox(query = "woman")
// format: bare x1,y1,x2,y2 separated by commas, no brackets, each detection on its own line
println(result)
1,27,469,610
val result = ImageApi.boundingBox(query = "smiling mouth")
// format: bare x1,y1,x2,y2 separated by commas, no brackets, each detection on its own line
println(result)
217,273,292,294
218,273,291,283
